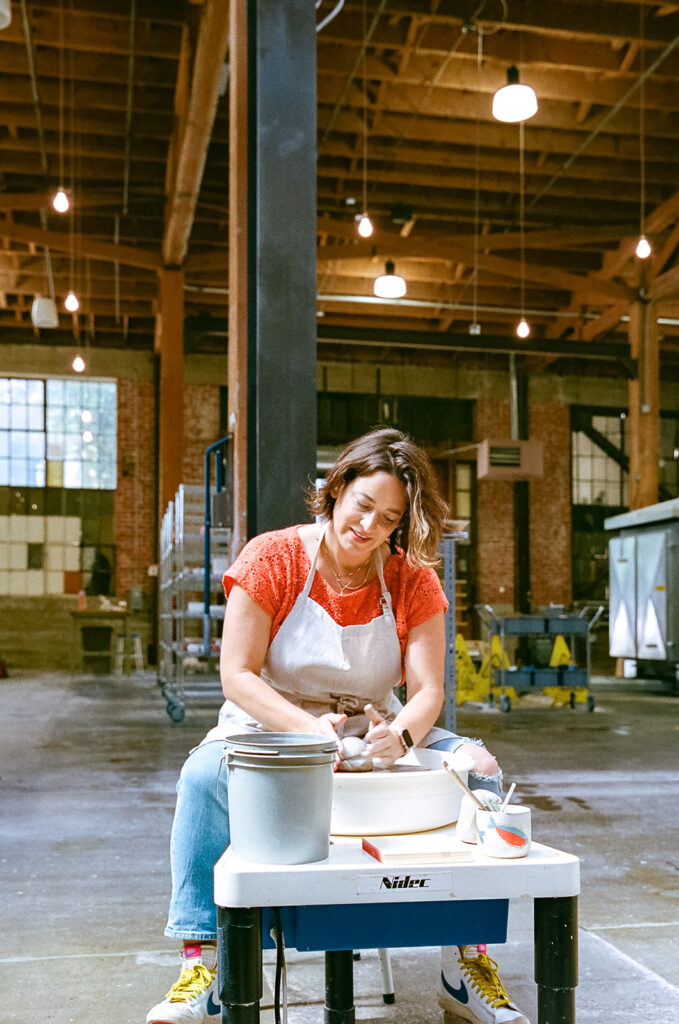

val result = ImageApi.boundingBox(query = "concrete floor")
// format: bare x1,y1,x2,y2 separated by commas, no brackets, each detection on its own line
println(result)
2,669,679,1024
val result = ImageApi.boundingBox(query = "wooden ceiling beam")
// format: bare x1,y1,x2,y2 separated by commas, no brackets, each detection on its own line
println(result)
322,138,679,189
1,7,181,58
319,107,679,162
162,0,229,267
0,221,161,271
316,215,632,252
321,18,679,79
317,159,663,205
317,80,679,140
318,58,679,115
0,101,174,140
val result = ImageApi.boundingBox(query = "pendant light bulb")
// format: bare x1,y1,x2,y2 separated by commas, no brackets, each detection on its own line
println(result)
52,188,70,213
492,66,538,123
356,213,374,238
635,234,652,259
65,290,80,312
72,354,86,373
516,318,531,339
374,260,406,299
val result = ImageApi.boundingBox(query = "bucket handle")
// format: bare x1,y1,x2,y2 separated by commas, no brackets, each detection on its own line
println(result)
228,748,281,757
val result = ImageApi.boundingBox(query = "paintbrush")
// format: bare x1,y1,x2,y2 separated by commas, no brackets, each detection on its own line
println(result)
442,760,488,809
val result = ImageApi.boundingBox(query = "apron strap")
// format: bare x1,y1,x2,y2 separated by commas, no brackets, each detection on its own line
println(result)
304,522,394,616
301,522,327,598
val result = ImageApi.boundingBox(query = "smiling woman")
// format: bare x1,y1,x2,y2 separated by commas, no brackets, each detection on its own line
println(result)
147,428,525,1024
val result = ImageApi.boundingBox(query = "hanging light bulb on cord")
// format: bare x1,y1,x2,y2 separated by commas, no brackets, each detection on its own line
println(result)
72,354,86,373
635,10,651,262
516,318,531,339
636,234,651,259
65,290,79,312
356,213,374,238
52,188,69,213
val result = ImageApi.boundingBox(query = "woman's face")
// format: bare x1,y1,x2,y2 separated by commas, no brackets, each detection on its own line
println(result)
331,471,407,558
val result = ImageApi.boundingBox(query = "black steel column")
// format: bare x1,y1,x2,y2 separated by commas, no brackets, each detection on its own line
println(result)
534,896,578,1024
217,906,263,1024
246,0,318,535
324,950,355,1024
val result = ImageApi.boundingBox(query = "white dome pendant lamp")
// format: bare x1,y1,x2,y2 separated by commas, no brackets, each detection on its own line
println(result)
492,66,538,123
374,260,406,299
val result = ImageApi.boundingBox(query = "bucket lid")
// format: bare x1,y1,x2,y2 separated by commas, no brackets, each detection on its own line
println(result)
223,732,338,758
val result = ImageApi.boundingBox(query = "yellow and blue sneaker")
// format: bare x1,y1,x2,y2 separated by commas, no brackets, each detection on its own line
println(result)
439,945,529,1024
146,943,220,1024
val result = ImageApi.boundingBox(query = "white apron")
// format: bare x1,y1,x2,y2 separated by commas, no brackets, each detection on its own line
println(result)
203,525,449,746
208,525,402,741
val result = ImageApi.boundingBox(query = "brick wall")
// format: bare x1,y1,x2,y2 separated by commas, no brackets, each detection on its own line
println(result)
115,378,157,599
529,402,572,607
473,395,572,614
182,384,222,486
475,398,515,608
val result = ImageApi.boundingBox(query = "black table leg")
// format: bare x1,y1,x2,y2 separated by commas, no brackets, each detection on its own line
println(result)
325,950,355,1024
217,906,262,1024
534,895,578,1024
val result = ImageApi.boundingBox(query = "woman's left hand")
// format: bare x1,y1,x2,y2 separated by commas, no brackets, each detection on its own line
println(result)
363,722,404,767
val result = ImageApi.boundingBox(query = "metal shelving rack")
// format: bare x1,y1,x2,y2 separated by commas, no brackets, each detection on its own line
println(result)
158,436,233,721
158,482,231,723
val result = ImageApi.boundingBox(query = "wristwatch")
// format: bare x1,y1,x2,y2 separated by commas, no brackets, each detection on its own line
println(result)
396,727,414,754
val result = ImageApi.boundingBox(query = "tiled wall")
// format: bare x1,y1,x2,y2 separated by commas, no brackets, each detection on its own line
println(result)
0,515,81,595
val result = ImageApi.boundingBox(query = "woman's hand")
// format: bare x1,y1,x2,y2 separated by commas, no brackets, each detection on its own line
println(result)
362,705,404,767
314,711,348,767
362,722,404,767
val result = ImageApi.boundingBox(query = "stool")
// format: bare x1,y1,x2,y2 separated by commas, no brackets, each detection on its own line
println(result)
114,632,145,675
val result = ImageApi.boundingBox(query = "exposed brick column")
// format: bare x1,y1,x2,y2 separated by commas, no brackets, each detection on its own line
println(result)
529,402,572,608
475,398,514,609
115,378,157,599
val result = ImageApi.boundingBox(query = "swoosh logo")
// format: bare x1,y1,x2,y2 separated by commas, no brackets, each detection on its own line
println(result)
207,991,221,1016
440,971,469,1005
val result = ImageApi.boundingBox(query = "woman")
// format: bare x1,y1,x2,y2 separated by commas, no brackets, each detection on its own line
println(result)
147,429,528,1024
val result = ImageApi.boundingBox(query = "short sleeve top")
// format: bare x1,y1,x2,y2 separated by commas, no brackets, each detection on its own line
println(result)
223,525,448,667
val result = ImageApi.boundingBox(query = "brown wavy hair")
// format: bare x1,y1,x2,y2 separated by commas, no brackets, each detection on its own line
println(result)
307,428,449,568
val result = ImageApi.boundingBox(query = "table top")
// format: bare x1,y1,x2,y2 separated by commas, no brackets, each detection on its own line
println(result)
214,828,580,909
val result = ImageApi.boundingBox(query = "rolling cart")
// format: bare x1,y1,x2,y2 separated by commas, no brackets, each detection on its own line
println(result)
476,604,603,712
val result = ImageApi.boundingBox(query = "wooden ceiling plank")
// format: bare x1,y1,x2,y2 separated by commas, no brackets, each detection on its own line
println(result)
9,7,182,59
648,221,679,282
580,303,629,340
0,221,161,271
162,0,230,267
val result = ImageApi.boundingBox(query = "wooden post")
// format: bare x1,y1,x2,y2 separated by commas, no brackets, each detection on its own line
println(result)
627,299,659,510
155,267,185,515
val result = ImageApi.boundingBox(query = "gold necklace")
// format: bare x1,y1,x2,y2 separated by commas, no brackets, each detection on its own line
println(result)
322,539,373,595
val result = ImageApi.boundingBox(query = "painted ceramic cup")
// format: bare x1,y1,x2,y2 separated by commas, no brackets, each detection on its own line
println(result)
475,804,531,858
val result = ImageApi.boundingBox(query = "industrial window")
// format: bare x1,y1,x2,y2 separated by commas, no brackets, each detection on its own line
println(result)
571,413,627,507
0,377,117,597
0,377,117,489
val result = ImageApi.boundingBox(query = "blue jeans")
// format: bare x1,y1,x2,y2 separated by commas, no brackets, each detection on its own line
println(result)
165,732,502,940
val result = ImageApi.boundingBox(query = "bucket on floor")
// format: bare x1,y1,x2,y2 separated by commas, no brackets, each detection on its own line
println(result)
223,733,337,864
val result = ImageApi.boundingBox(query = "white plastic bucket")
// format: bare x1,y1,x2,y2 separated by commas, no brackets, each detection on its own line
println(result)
223,733,337,864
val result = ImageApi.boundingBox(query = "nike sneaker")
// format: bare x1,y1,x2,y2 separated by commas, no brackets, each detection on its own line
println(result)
438,945,530,1024
146,943,220,1024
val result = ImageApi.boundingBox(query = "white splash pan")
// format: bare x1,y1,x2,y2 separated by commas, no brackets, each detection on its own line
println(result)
331,747,473,836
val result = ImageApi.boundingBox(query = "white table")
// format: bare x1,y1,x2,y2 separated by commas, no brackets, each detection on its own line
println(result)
214,830,580,1024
